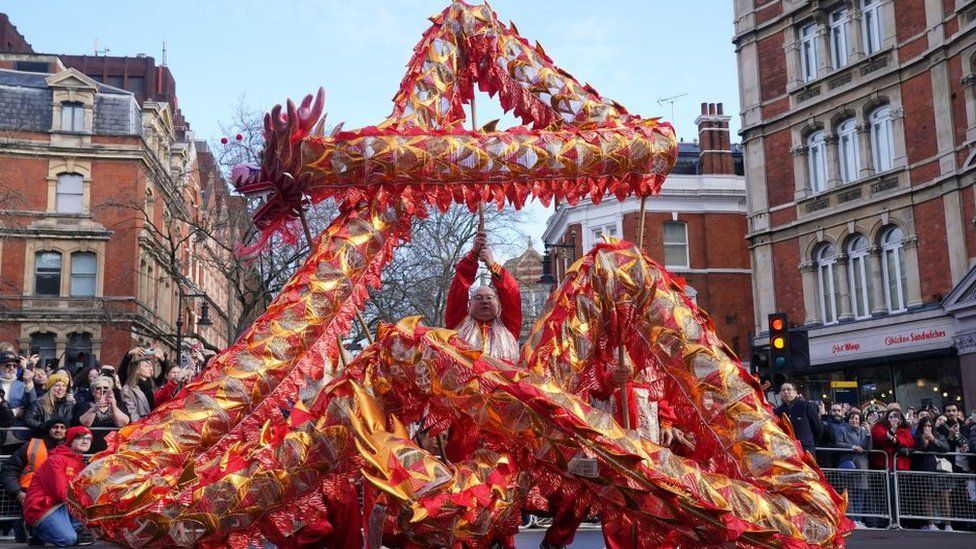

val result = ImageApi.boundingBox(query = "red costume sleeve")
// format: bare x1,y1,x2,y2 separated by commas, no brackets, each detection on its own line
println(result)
896,427,914,449
445,253,478,330
491,265,522,339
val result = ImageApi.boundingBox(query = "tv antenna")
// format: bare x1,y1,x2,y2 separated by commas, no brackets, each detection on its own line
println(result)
93,38,110,57
657,92,687,121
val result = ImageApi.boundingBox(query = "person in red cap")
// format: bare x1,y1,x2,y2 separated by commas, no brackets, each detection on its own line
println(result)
23,425,94,546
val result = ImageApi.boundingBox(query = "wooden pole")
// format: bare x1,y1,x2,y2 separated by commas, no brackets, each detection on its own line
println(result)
471,92,485,229
637,195,648,249
618,343,631,430
298,208,314,247
356,311,374,344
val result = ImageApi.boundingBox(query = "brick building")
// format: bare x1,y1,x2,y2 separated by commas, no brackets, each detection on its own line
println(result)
0,17,242,370
542,102,754,358
734,0,976,409
502,240,548,341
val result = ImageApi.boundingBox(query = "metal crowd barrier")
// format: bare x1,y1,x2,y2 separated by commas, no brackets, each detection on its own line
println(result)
814,447,893,527
893,451,976,529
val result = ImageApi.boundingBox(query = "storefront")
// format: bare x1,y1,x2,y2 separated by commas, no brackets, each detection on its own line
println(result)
789,309,966,411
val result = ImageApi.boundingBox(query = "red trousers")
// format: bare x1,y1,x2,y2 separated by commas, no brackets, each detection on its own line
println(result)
543,488,636,549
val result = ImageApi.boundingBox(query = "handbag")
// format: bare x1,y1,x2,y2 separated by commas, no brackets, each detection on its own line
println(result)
935,456,953,473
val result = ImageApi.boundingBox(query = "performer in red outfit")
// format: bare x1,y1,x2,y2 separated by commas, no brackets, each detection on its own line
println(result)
444,231,522,362
543,356,677,549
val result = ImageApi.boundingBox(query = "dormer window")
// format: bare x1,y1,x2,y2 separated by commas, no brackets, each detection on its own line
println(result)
60,101,85,132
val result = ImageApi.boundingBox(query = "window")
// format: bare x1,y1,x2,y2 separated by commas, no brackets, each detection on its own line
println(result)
60,102,84,132
816,244,841,324
590,223,618,243
870,105,894,172
829,9,849,69
29,333,57,369
862,0,884,55
807,130,828,192
70,252,96,297
34,251,62,296
663,221,689,268
56,173,84,213
881,227,907,312
799,23,820,82
66,332,93,371
837,118,860,183
847,235,873,319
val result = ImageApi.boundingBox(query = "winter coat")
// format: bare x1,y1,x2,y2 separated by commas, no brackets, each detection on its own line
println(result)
120,385,152,421
22,445,85,526
0,436,60,498
774,399,824,452
870,422,914,470
912,430,950,472
22,399,74,434
835,423,871,470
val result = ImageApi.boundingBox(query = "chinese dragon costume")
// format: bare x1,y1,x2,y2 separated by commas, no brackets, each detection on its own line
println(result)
68,2,853,547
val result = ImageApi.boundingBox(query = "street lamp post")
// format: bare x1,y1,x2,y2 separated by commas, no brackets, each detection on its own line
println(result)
538,231,577,287
175,290,212,367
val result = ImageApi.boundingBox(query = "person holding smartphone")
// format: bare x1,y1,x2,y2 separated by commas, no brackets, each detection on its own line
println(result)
0,351,37,453
73,376,129,453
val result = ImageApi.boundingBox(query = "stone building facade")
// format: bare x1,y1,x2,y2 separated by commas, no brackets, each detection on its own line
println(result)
734,0,976,409
0,27,241,369
542,102,754,359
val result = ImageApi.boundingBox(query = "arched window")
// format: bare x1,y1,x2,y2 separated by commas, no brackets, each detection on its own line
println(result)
861,0,884,55
829,9,849,69
837,118,860,183
881,227,907,312
816,244,841,324
663,221,689,268
34,251,62,296
870,105,894,172
66,332,93,371
808,130,827,192
847,235,873,319
56,173,84,213
799,23,819,82
70,252,97,297
29,332,57,369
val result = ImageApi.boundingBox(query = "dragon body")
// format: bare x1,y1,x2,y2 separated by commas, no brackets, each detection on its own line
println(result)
69,2,851,547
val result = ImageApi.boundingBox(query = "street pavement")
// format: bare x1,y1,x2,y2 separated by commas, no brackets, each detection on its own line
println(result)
514,527,974,548
0,527,970,548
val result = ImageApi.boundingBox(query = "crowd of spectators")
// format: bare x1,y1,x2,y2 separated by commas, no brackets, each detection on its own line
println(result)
773,382,976,531
0,341,209,546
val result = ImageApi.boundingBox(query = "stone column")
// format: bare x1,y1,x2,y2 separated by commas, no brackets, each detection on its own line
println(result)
903,235,923,308
868,245,887,315
785,33,802,89
890,106,908,170
856,122,875,179
825,133,841,189
849,8,866,62
791,144,810,199
835,254,854,321
800,261,820,325
816,25,831,78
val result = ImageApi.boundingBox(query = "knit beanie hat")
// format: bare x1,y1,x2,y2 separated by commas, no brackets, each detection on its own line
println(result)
45,370,70,390
65,426,92,445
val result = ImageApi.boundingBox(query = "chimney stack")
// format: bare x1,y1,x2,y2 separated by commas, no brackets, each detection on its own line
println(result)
695,101,734,175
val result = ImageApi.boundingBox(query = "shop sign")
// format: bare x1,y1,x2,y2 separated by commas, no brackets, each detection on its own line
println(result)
811,316,955,364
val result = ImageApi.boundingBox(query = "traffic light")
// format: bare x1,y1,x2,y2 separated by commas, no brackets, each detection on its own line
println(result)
768,312,790,370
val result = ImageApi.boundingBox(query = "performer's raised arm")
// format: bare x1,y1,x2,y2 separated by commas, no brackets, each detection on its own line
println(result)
478,245,521,339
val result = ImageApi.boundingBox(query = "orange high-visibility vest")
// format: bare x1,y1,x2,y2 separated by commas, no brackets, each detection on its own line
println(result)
19,439,48,490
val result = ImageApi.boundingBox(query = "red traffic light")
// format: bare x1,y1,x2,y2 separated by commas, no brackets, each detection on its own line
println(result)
770,317,785,331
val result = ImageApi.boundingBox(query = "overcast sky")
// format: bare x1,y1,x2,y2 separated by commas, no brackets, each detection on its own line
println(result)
1,0,740,255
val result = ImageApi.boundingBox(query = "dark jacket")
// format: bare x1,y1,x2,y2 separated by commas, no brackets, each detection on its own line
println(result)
23,399,74,435
937,419,971,472
774,398,824,452
913,429,950,472
0,436,61,497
